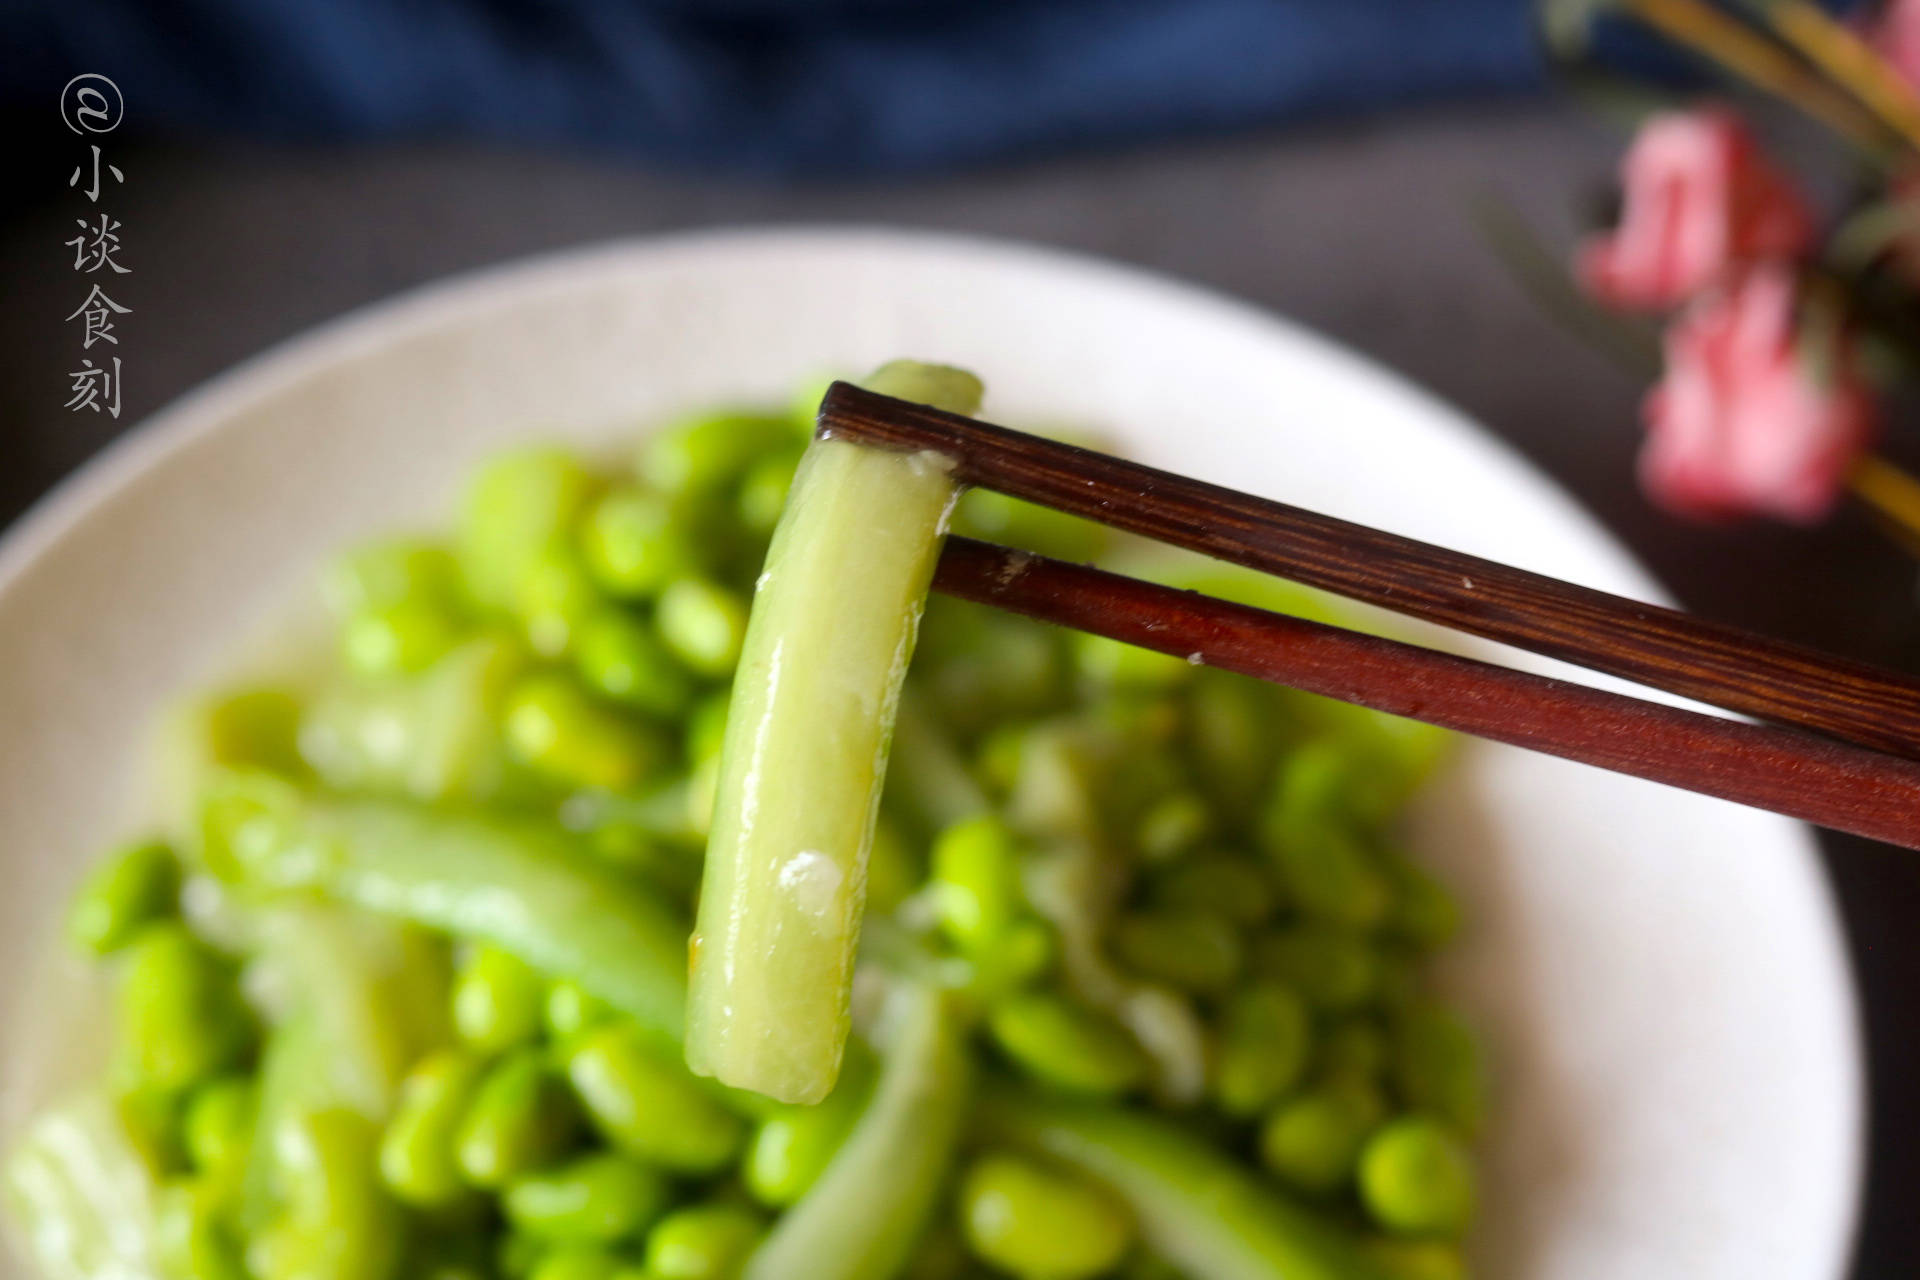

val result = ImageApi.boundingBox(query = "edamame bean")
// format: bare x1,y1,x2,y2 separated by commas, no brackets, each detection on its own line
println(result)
117,924,251,1094
1148,854,1274,924
69,838,179,955
580,489,702,599
499,1232,547,1280
250,1109,401,1280
517,547,605,658
190,686,306,776
931,815,1022,948
963,919,1054,1001
736,452,803,534
1357,1118,1476,1237
504,1152,671,1242
1257,1084,1385,1196
1318,1017,1389,1086
1390,1004,1486,1136
1267,827,1392,931
1253,923,1381,1011
565,1023,744,1173
452,944,547,1053
684,691,731,764
1110,909,1243,993
410,1233,495,1280
958,1152,1133,1280
546,980,615,1042
528,1245,625,1280
503,673,668,792
742,1052,873,1206
1134,792,1211,864
575,610,694,719
641,412,795,498
987,993,1146,1098
1362,1239,1469,1280
643,1203,765,1280
380,1049,489,1206
116,1085,185,1176
654,578,747,678
181,1076,254,1178
342,600,466,676
459,447,595,608
155,1179,248,1280
1210,982,1311,1118
325,538,462,617
455,1049,581,1188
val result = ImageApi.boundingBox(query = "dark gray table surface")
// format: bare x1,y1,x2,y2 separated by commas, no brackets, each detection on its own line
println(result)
2,101,1913,1274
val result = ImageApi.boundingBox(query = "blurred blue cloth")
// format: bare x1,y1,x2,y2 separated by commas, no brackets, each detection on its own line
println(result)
5,0,1545,173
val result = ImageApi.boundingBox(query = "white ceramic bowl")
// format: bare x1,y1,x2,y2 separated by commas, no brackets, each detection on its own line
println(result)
0,229,1861,1278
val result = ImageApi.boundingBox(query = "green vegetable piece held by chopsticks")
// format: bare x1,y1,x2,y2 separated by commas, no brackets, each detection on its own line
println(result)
686,361,981,1104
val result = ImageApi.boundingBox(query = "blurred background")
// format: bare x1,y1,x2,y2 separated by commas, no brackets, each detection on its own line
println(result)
2,1,1916,1274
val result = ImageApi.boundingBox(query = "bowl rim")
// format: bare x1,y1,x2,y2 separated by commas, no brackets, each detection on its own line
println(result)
0,224,1866,1271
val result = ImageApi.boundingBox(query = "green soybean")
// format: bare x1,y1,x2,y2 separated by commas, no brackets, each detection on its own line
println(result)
155,1178,249,1280
1135,791,1212,864
69,838,180,955
379,1049,488,1206
987,992,1146,1098
516,547,604,658
528,1245,625,1280
931,815,1023,948
455,1050,581,1188
566,1023,745,1173
743,1052,875,1207
117,923,251,1094
182,1077,255,1178
742,982,971,1280
654,577,748,678
1211,983,1312,1118
1362,1239,1468,1280
580,489,703,599
574,609,694,719
644,1203,766,1280
958,1152,1134,1280
452,944,547,1053
342,600,466,676
736,452,803,534
1318,1018,1389,1086
249,1109,401,1280
1111,910,1243,993
325,538,462,617
642,412,797,498
503,673,668,792
1356,1119,1476,1237
504,1152,671,1242
1148,854,1274,925
1258,1085,1385,1197
545,980,615,1042
459,447,595,609
1254,924,1382,1011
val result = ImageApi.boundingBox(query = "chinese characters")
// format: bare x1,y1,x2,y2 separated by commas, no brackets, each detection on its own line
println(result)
60,76,127,419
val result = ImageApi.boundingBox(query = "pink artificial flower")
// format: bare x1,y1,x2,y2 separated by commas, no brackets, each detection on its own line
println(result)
1872,0,1920,92
1579,109,1816,311
1641,266,1875,523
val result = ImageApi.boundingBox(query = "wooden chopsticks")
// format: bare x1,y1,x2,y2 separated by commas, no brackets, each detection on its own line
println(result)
817,381,1920,850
